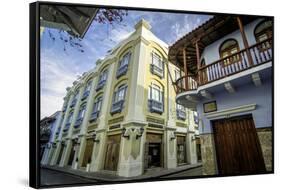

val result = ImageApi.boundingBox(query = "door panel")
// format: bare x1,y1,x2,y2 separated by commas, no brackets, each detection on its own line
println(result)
67,142,75,166
104,135,121,171
82,139,94,167
213,115,266,175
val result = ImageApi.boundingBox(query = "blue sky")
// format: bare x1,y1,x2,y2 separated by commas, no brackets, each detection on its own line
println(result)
40,9,212,118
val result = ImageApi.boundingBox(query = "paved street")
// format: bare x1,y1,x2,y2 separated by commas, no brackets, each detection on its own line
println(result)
40,165,203,186
40,168,97,186
160,166,203,178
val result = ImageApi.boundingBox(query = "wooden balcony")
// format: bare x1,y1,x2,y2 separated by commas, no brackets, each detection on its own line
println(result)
174,38,272,94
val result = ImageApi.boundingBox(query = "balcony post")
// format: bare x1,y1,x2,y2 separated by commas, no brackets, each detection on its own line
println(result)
195,41,201,85
237,16,253,66
182,48,188,90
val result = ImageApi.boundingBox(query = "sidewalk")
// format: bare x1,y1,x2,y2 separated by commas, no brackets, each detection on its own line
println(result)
42,163,202,182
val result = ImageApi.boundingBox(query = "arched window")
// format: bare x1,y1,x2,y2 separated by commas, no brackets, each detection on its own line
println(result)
111,84,128,114
219,39,240,65
254,20,272,42
89,95,103,122
74,104,86,128
254,20,272,51
148,82,164,113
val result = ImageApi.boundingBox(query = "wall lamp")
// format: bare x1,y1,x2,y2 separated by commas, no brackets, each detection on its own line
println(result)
122,127,130,139
136,127,144,140
92,131,100,143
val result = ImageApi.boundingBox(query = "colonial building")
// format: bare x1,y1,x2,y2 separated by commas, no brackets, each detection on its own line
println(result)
43,19,199,177
40,111,62,163
169,15,273,175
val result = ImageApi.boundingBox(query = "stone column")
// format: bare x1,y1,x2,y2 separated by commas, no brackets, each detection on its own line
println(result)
50,93,74,165
166,129,177,168
125,39,147,123
60,86,84,166
75,74,98,169
118,122,145,177
90,129,107,171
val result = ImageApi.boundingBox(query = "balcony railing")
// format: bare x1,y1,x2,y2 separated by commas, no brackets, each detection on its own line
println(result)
174,38,272,93
74,118,83,128
89,111,100,122
70,99,77,108
150,64,164,78
81,90,90,100
95,79,106,91
176,109,186,120
116,64,128,78
148,99,164,114
111,100,124,114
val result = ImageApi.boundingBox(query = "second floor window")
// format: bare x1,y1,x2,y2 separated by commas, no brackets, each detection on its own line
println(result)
70,90,79,107
148,83,164,113
254,20,272,51
96,69,108,91
151,52,164,78
64,112,73,131
111,85,127,114
82,80,92,100
219,39,240,66
176,103,186,120
90,96,103,122
116,52,131,78
75,104,86,128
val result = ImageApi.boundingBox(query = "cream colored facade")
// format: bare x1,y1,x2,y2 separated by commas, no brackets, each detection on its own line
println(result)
43,19,199,177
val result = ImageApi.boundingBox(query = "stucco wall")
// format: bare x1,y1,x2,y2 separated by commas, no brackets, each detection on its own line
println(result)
197,77,272,134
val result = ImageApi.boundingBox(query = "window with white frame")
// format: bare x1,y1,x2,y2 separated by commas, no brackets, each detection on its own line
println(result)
151,52,164,78
92,96,103,113
85,80,92,92
65,112,73,126
113,85,127,103
119,53,131,68
149,83,162,102
77,104,86,120
99,69,108,83
152,52,163,69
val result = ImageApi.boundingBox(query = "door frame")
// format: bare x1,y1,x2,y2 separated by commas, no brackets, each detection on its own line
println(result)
211,114,266,175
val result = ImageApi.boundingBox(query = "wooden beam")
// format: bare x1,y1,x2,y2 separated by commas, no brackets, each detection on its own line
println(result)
195,41,201,85
237,16,254,66
183,48,188,90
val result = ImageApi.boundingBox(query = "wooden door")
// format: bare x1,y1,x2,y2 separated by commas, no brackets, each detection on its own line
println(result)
82,139,94,167
104,135,121,171
212,115,266,175
67,142,75,166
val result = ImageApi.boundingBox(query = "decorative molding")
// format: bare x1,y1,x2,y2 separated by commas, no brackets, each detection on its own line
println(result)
176,122,187,128
146,116,165,125
108,116,124,125
252,73,262,87
204,103,257,119
224,82,235,93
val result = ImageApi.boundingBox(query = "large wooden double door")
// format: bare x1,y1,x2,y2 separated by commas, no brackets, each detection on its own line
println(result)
82,139,94,167
212,115,266,175
104,135,121,171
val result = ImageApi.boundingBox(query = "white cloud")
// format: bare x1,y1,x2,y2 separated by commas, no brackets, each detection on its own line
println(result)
40,51,78,118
